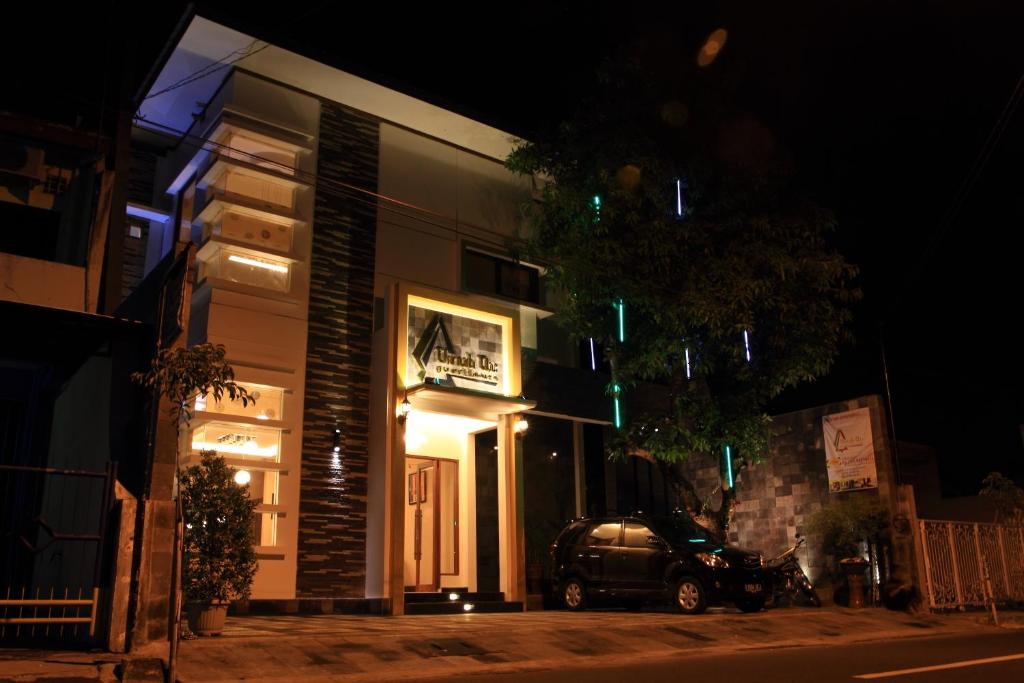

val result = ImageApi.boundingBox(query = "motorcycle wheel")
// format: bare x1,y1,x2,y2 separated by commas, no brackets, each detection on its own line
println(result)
795,570,821,607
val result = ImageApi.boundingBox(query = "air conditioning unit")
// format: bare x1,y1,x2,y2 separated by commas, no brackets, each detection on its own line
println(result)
0,142,46,183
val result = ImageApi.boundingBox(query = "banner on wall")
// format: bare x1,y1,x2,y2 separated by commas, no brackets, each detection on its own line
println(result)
822,407,878,493
407,304,505,394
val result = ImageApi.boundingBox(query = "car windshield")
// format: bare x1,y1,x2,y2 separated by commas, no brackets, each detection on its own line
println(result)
652,514,724,547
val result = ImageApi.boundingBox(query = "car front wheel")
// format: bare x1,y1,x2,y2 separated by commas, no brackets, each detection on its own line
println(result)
562,577,587,611
675,577,707,615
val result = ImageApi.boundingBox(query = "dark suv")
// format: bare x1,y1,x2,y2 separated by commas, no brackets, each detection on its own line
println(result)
548,514,768,614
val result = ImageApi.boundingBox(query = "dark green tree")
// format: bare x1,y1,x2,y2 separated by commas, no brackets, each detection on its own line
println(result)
178,451,258,604
507,49,858,534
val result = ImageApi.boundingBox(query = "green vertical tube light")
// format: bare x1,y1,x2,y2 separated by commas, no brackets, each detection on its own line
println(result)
613,383,622,429
617,299,625,343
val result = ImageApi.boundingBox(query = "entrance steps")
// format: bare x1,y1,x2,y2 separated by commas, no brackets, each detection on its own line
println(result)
404,588,523,615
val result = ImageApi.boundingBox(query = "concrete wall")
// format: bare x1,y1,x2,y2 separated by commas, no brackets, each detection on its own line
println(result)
0,253,85,311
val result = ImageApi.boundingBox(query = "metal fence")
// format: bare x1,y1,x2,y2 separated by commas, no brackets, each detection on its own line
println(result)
918,519,1024,609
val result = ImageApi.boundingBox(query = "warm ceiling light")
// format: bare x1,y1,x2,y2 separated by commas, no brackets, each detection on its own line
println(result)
228,254,288,273
234,469,251,485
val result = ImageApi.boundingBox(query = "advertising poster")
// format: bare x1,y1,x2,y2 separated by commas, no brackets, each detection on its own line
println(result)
822,407,878,492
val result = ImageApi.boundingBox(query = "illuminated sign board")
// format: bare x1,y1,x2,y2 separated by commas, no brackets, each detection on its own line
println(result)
406,297,509,396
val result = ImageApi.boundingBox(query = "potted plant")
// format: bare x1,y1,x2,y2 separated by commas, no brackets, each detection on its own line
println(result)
807,496,890,608
178,450,258,635
133,342,254,666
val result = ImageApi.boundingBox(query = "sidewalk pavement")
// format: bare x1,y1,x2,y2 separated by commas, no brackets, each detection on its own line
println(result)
1,607,1014,683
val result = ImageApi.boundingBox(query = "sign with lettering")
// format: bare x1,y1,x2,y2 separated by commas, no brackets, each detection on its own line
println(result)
822,407,878,493
407,303,506,394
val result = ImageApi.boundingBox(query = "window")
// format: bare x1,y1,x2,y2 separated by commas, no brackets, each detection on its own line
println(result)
623,522,660,548
463,247,540,305
585,521,621,547
195,382,284,421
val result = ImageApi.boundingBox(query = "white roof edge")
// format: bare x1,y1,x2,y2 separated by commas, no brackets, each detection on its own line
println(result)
145,15,525,162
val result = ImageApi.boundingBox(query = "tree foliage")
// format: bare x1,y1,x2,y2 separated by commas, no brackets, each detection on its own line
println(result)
132,342,252,424
507,52,859,518
979,472,1024,523
179,451,258,604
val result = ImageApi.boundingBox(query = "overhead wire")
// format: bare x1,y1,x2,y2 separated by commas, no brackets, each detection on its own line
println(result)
141,0,334,103
889,72,1023,315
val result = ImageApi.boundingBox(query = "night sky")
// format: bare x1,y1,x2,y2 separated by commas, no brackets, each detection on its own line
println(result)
4,1,1022,494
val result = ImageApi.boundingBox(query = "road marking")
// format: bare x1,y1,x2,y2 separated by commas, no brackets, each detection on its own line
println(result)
854,653,1024,679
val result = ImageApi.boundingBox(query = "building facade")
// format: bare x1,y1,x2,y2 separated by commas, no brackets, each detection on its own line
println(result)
132,13,613,614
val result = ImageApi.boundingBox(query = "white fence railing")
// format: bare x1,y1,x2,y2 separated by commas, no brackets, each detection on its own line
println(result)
918,520,1024,609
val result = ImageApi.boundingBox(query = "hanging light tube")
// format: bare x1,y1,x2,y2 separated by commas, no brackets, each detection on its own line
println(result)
724,444,734,489
685,347,691,379
676,179,684,217
613,383,622,429
617,299,625,343
588,337,597,371
743,329,752,363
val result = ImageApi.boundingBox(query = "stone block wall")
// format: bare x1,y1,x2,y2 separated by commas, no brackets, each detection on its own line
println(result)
678,394,896,581
297,100,379,597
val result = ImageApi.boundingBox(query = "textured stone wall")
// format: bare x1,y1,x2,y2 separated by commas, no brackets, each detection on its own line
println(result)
297,101,379,597
678,394,896,579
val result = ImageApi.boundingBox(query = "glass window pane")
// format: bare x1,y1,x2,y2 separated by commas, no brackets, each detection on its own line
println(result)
190,422,282,460
196,383,284,421
624,522,657,548
586,522,621,547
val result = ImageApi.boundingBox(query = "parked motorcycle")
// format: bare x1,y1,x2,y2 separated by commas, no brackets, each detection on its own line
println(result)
766,534,821,607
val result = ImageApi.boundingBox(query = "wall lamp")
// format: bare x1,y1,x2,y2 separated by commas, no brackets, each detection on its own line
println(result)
397,393,412,424
513,418,529,436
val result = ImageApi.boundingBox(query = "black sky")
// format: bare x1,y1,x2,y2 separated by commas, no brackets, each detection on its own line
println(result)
4,1,1022,494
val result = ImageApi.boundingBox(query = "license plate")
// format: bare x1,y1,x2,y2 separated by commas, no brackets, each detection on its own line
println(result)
744,583,762,593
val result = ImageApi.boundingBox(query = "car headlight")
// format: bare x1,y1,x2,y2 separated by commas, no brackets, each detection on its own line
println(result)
695,552,730,569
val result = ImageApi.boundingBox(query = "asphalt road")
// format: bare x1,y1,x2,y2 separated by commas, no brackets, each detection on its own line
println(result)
416,630,1024,682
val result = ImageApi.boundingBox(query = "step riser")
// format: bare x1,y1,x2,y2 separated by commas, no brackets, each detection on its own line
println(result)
405,592,505,604
405,601,523,615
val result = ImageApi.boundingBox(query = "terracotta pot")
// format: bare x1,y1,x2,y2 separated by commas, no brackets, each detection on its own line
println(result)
840,558,871,609
187,602,228,636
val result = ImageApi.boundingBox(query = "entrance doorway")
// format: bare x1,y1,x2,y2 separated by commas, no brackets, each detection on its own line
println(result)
406,456,458,591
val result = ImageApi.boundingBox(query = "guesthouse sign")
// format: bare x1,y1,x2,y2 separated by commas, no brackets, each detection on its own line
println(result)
407,301,507,395
822,407,879,493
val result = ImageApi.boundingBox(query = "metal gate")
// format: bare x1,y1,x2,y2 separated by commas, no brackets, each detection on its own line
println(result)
0,462,115,645
918,519,1024,609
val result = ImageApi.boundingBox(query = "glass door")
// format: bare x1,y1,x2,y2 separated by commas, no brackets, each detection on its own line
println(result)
408,457,459,591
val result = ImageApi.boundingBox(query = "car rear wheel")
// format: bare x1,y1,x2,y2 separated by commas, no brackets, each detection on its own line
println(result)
562,577,587,611
674,577,707,615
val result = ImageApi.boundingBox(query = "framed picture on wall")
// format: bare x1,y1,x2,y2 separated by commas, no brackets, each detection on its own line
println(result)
408,472,419,505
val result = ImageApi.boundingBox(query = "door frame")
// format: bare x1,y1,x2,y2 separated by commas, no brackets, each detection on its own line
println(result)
409,455,459,591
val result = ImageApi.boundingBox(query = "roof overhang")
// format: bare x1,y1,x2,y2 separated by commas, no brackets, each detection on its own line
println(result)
406,384,535,423
137,14,522,162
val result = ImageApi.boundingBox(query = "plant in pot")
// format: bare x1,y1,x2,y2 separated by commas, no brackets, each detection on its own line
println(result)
178,450,258,635
807,496,890,608
132,343,252,655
